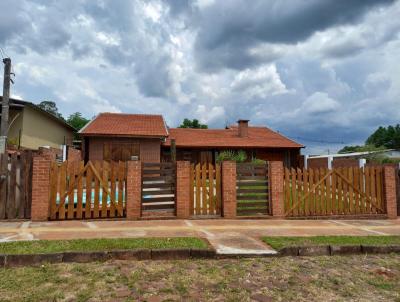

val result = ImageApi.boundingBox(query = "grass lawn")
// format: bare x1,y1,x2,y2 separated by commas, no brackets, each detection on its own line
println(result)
0,237,208,255
262,236,400,250
0,255,399,301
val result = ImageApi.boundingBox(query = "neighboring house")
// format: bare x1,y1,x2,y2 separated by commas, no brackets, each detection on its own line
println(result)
162,120,302,167
79,113,168,163
0,97,75,150
306,149,400,169
80,113,303,167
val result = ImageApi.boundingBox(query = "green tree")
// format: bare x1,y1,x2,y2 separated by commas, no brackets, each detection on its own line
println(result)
67,112,90,131
178,118,208,129
37,101,63,119
365,124,400,149
338,145,385,154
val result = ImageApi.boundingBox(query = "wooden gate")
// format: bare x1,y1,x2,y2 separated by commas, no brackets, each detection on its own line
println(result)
190,163,221,216
0,152,33,219
284,167,386,217
49,160,126,220
141,162,176,216
236,163,270,216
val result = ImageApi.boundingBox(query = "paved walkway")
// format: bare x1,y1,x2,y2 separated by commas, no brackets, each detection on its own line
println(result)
0,219,399,255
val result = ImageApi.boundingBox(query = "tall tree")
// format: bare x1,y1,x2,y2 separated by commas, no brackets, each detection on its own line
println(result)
178,118,208,129
366,124,400,149
37,101,63,119
67,112,90,131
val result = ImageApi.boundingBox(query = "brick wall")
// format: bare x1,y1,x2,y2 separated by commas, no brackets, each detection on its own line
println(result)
31,155,51,221
308,157,329,169
269,161,284,218
38,147,62,161
67,147,81,162
383,165,397,219
176,161,190,219
332,158,359,168
126,161,141,219
222,161,236,218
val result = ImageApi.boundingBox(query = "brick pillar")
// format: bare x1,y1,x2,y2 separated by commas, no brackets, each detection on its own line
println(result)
31,156,51,221
269,161,284,218
126,161,141,219
222,161,236,218
176,161,190,219
383,166,397,219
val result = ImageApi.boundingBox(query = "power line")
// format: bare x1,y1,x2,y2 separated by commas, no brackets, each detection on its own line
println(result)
289,136,347,145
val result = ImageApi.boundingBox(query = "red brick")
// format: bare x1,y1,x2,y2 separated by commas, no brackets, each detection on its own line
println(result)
383,166,397,219
222,161,236,218
176,161,190,219
126,161,141,219
269,161,284,218
31,156,51,221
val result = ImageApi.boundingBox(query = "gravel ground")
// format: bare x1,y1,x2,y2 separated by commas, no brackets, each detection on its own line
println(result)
0,254,399,301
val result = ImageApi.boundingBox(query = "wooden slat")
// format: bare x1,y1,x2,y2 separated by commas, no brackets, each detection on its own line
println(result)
143,169,175,175
58,162,67,220
337,168,343,215
109,162,116,217
142,196,175,203
215,163,221,214
143,189,175,195
49,162,58,220
370,167,377,214
319,168,326,215
348,167,354,214
365,167,371,214
302,168,308,216
18,153,27,219
93,161,100,218
76,161,84,219
67,162,75,219
376,167,383,212
237,195,268,201
237,188,268,194
236,181,268,186
142,203,175,210
7,153,17,219
0,155,7,219
117,161,125,216
237,208,269,215
209,163,215,215
190,164,194,215
237,201,269,208
101,161,108,218
85,163,92,219
201,163,207,215
143,176,175,182
142,182,175,189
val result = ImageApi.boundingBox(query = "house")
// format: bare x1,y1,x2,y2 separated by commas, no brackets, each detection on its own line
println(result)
79,113,168,163
0,97,75,150
80,113,303,167
306,149,400,169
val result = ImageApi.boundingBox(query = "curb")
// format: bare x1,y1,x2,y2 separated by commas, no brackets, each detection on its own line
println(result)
278,245,400,257
1,248,217,268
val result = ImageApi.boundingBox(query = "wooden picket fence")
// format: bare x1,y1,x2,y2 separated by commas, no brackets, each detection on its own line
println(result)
0,151,33,219
236,163,270,216
190,163,222,216
284,167,386,217
49,160,127,220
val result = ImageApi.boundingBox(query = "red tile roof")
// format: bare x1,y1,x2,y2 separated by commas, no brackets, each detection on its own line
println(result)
164,126,303,148
80,113,168,137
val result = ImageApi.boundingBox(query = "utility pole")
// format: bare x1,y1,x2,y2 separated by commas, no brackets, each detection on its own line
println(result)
0,58,11,154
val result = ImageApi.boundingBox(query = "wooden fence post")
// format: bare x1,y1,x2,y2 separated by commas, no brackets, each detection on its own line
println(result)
222,161,236,218
176,161,190,219
31,156,51,221
126,160,141,219
383,165,397,219
269,161,285,218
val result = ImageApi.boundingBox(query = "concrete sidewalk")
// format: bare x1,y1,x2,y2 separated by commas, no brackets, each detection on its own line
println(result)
0,219,399,255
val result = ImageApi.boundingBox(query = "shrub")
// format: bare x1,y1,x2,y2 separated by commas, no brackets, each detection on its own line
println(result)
216,150,247,163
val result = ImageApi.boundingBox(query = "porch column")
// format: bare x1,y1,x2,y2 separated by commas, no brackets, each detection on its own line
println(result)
383,165,397,219
31,156,51,221
222,161,236,218
269,161,285,218
176,161,191,219
126,160,141,219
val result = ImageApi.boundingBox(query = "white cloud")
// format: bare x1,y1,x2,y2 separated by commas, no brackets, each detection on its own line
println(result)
196,105,225,124
230,64,288,98
303,92,340,114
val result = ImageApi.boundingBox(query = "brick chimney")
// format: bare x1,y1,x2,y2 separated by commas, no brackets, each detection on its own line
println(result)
237,119,249,137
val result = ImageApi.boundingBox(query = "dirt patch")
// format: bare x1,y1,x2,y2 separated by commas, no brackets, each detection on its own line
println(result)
0,255,399,301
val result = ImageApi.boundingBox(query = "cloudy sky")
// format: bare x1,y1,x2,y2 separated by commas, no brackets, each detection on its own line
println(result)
1,0,399,154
